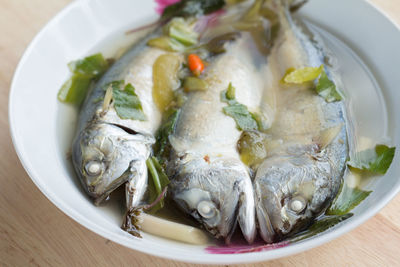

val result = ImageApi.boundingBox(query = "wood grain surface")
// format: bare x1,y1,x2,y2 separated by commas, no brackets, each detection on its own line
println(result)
1,0,399,266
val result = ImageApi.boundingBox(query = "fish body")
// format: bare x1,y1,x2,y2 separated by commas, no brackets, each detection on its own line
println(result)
254,0,348,243
166,34,264,243
72,33,165,206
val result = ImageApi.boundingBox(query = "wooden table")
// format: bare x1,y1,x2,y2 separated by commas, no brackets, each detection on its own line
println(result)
1,0,399,266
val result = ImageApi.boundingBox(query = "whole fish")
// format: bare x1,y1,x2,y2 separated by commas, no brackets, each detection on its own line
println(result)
254,0,348,243
72,34,165,207
166,34,265,243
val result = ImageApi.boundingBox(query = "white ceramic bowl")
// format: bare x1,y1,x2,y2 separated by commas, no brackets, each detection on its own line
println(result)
9,0,400,264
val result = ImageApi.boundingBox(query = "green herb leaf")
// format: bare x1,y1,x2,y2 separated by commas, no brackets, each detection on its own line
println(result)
326,183,371,215
316,70,342,102
348,145,396,175
283,65,323,84
162,0,225,19
111,83,147,121
155,109,181,161
290,213,353,242
58,53,111,105
221,83,259,131
146,157,170,213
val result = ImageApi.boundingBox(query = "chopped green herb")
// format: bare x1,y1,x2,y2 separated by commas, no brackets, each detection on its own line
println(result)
316,70,342,102
111,83,147,121
58,53,110,105
290,214,353,242
162,0,225,20
146,157,170,213
155,109,181,161
348,145,396,175
221,83,259,131
225,82,235,100
283,65,323,84
326,183,371,216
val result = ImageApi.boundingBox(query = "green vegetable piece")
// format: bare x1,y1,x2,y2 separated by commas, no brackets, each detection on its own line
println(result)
237,131,268,166
162,0,225,19
155,109,181,161
147,36,187,52
316,70,342,102
166,18,199,46
112,83,147,121
326,182,371,216
58,53,110,105
183,77,209,92
221,83,259,131
57,75,92,105
225,82,235,100
348,144,396,175
290,213,353,242
146,157,170,213
283,65,323,84
68,53,109,77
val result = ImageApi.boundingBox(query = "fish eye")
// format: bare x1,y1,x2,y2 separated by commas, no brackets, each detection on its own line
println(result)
85,160,103,176
289,196,306,213
197,200,217,219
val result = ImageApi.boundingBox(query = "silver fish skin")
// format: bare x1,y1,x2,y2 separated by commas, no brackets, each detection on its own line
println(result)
72,33,164,206
167,34,264,243
254,0,348,243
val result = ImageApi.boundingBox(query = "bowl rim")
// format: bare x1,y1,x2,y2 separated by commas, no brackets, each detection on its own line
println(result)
8,0,400,264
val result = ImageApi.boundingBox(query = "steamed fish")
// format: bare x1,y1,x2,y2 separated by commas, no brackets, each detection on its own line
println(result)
254,0,348,243
166,33,266,243
72,33,165,206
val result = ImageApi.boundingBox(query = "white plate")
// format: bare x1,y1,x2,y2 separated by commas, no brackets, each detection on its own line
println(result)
9,0,400,264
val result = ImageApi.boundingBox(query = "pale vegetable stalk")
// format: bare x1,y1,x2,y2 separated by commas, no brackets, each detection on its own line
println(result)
139,213,209,245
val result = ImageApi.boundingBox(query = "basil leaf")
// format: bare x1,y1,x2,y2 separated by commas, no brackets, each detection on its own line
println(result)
162,0,225,19
316,70,342,102
146,157,170,213
58,53,111,105
348,145,396,175
326,182,371,216
112,83,147,121
283,65,323,84
221,83,259,131
290,214,353,242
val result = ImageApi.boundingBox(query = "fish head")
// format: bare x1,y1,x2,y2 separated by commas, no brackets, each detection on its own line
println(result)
254,153,336,243
170,156,256,243
72,123,152,205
